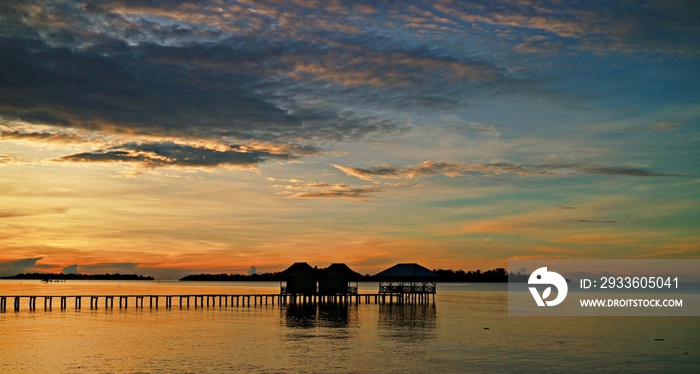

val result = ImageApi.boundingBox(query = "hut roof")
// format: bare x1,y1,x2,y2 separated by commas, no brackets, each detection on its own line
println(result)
374,263,437,280
280,262,317,276
321,263,363,280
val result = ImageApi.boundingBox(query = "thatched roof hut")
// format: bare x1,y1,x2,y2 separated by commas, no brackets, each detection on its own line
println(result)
319,263,362,295
280,262,318,295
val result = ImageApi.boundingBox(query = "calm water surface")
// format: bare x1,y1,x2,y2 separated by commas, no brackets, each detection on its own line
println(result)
1,280,697,373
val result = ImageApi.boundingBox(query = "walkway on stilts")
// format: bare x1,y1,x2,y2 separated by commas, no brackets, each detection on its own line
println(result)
1,292,435,312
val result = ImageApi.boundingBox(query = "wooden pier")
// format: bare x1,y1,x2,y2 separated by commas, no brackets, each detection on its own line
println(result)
0,292,434,313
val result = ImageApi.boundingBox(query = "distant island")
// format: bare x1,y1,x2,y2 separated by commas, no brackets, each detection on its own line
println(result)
1,273,155,281
180,267,511,282
1,268,518,282
434,268,511,282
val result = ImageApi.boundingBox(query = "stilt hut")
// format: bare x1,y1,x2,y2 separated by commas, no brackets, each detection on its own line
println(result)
319,263,362,295
280,262,318,295
375,263,437,304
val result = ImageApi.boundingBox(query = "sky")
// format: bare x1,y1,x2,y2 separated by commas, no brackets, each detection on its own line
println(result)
1,0,699,279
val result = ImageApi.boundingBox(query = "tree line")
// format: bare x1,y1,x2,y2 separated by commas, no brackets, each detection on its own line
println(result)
1,273,154,281
180,268,511,282
1,268,520,282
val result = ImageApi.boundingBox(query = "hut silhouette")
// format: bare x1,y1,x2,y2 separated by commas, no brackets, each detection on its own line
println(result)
319,263,362,295
280,262,318,295
375,263,437,304
276,262,437,304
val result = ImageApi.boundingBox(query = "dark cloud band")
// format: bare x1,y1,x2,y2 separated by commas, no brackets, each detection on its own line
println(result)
334,161,682,180
57,141,311,168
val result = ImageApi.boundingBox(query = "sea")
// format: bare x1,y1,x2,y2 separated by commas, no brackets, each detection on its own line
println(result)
1,280,698,373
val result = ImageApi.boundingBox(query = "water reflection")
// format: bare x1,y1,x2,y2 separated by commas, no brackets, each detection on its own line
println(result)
283,303,358,329
378,303,437,340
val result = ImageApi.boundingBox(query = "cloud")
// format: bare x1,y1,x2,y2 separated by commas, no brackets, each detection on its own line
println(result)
333,161,536,181
290,186,382,201
578,166,682,177
62,264,79,274
466,123,501,138
2,122,324,169
270,178,381,201
514,35,566,54
56,141,317,169
77,262,140,274
0,257,43,276
334,161,683,181
0,36,407,151
271,180,346,190
285,47,503,88
0,4,416,146
0,1,695,182
332,164,402,181
0,122,99,144
0,0,547,154
651,121,684,131
577,220,619,224
0,207,69,218
0,37,291,135
0,155,22,165
435,0,700,56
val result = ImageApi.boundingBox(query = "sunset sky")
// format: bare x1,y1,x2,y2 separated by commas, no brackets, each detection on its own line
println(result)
1,1,698,279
